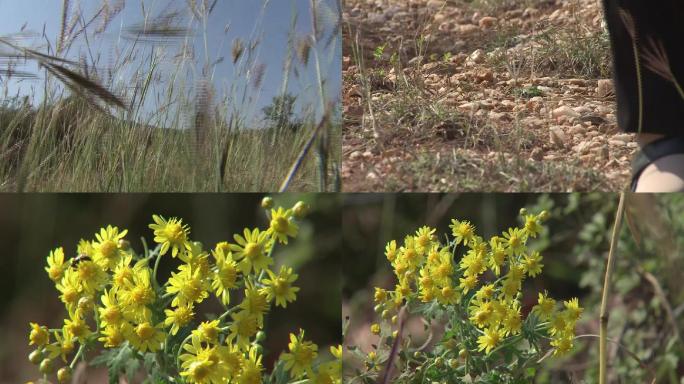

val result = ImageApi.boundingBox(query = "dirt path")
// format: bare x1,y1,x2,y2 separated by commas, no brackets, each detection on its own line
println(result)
342,0,635,192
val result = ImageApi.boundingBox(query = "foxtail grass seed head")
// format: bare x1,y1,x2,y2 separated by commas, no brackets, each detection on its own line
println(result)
26,198,340,384
358,208,582,381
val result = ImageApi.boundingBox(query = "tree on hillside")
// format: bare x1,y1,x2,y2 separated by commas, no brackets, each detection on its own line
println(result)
262,93,303,133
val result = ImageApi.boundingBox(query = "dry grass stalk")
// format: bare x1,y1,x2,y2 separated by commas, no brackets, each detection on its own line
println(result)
599,192,626,384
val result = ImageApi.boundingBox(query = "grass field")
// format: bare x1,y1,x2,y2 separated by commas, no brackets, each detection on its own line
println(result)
0,0,341,192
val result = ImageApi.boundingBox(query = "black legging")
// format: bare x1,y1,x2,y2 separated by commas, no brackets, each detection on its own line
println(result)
603,0,684,135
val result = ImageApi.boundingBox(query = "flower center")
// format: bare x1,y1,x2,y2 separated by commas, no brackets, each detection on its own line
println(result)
100,240,117,259
136,323,154,340
191,363,210,380
244,242,261,260
166,223,184,243
273,279,289,296
49,265,63,281
271,217,289,233
63,288,78,304
180,279,202,302
103,306,121,323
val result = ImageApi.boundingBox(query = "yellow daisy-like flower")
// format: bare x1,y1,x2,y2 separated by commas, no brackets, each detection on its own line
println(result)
330,344,342,360
164,305,195,336
229,228,273,275
119,268,155,319
374,288,388,304
239,286,270,327
77,239,95,258
477,327,503,354
28,323,49,346
99,324,126,348
458,274,478,294
522,251,543,277
46,327,76,361
260,266,299,308
502,303,522,336
385,240,398,263
64,312,91,343
180,241,211,278
502,227,527,256
551,335,574,356
227,311,259,350
414,226,436,250
534,291,556,320
75,259,108,294
564,297,583,322
45,247,67,282
450,219,475,246
281,329,318,378
192,320,221,344
469,301,494,329
124,321,165,353
488,237,506,276
180,358,214,384
99,288,124,329
55,268,84,312
549,312,568,337
92,225,128,270
149,215,191,257
437,284,460,306
179,336,217,384
311,361,342,384
211,246,239,306
268,207,299,244
523,214,543,238
166,266,209,308
237,347,263,384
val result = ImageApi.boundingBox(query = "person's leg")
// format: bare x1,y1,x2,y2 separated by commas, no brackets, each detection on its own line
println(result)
635,153,684,192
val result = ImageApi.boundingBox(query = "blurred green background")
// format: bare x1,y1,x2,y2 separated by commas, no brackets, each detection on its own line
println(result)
342,193,684,383
0,193,341,383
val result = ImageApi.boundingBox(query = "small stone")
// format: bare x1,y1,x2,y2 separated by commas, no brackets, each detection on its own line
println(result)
427,0,445,9
549,126,568,147
458,102,480,112
612,133,633,143
552,105,580,119
478,16,497,29
467,49,485,64
523,7,539,18
459,24,479,34
597,79,614,97
349,151,363,161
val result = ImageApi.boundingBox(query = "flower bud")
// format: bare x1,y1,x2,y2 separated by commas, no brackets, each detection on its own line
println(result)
117,239,130,250
78,296,94,312
39,358,54,374
261,197,274,209
57,367,72,383
293,201,309,219
255,331,266,342
28,349,43,365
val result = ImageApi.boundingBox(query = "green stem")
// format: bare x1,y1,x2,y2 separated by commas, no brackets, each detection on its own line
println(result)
152,249,164,291
69,344,85,370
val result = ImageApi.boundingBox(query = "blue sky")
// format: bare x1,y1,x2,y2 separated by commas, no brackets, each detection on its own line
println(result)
0,0,341,128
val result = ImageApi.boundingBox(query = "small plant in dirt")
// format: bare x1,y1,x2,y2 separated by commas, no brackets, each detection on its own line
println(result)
345,209,582,383
26,198,341,383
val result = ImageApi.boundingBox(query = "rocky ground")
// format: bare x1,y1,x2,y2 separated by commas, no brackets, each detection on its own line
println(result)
342,0,636,192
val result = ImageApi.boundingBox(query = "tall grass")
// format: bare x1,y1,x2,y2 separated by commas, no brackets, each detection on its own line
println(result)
0,0,341,192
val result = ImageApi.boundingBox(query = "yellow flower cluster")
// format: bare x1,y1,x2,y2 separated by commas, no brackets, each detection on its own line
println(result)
372,210,582,357
28,199,340,384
